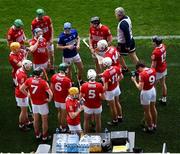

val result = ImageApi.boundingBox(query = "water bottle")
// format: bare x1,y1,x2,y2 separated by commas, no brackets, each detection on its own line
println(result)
39,35,43,42
104,128,109,140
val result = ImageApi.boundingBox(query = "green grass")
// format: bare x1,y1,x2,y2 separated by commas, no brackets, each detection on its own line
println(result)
0,0,180,153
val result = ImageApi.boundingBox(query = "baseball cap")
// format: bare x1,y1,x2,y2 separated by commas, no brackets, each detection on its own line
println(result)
64,22,71,29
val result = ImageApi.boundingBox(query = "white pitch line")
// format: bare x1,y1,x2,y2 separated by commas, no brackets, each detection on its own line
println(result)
0,35,180,42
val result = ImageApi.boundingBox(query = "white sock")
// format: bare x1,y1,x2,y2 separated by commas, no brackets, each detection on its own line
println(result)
162,97,167,102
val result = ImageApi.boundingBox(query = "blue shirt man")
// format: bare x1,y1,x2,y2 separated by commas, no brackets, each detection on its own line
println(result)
57,22,83,82
58,22,79,58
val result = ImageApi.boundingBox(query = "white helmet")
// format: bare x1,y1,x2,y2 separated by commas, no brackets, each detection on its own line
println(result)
87,69,97,80
22,59,32,70
102,57,112,67
97,40,108,51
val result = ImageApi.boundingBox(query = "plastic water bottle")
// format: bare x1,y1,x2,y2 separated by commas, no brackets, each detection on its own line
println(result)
104,128,109,140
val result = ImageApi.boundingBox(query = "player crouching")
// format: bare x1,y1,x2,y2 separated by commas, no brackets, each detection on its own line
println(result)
80,69,105,133
101,57,124,126
20,67,53,142
15,60,33,131
66,87,84,134
51,63,71,132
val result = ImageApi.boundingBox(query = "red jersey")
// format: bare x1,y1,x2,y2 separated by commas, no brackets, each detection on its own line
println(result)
89,25,112,49
15,68,27,98
102,66,122,91
31,16,52,42
151,44,167,73
29,38,48,64
104,46,120,67
7,26,26,46
139,68,156,90
80,81,104,108
51,73,71,103
66,96,80,125
9,50,25,78
24,77,50,105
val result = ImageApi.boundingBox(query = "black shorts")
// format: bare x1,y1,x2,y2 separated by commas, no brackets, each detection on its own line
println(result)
117,38,136,56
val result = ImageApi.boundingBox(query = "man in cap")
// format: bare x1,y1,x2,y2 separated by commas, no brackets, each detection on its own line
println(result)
115,7,139,72
51,63,72,132
9,42,27,84
7,19,27,48
31,9,54,72
29,28,49,70
57,22,84,83
20,67,53,142
89,16,112,73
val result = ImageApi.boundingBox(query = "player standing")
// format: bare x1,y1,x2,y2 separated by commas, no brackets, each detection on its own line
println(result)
66,87,84,134
151,36,167,105
80,69,105,133
20,68,53,142
57,22,84,83
115,7,139,72
50,63,71,132
9,42,27,84
29,28,49,70
31,9,54,72
15,60,33,131
89,16,112,73
131,62,157,133
7,19,27,48
101,57,124,126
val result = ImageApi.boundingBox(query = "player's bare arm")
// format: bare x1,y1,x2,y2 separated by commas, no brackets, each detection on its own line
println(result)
76,35,80,50
45,88,53,102
56,44,74,50
68,106,84,119
131,77,144,91
151,55,157,68
20,84,28,96
29,38,40,52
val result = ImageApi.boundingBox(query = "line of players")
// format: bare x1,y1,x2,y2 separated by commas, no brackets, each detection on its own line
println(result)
7,7,167,142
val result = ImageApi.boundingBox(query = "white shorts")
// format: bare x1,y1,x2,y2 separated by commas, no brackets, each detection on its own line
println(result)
84,106,102,114
68,124,82,132
33,61,48,70
15,97,29,107
156,69,167,80
63,53,82,65
32,103,49,115
47,43,54,53
140,87,156,105
105,86,121,101
54,101,66,110
96,54,104,65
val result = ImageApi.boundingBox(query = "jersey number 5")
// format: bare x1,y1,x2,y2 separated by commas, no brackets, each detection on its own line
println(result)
88,90,96,99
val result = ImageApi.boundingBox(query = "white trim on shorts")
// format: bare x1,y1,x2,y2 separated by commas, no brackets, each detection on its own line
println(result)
68,124,82,132
15,97,29,107
63,53,82,65
105,85,121,101
33,61,48,70
54,101,66,110
140,87,156,105
32,103,49,115
156,69,167,80
84,105,102,114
